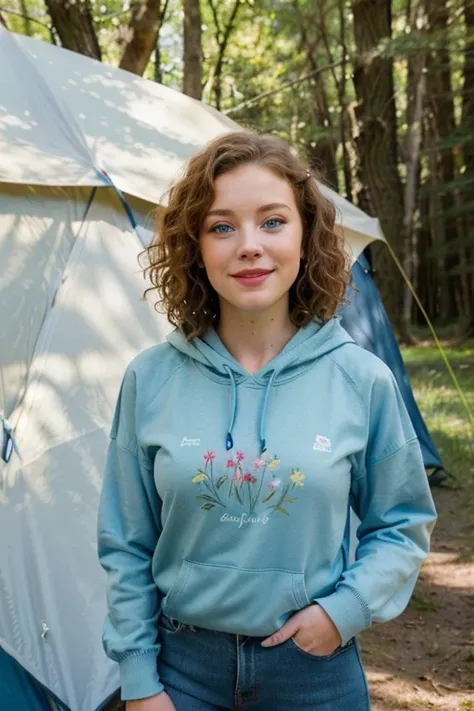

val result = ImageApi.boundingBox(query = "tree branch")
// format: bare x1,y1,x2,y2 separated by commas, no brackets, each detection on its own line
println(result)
155,0,171,83
207,0,222,43
292,0,333,128
0,5,58,42
0,6,49,32
95,9,130,23
19,0,31,35
210,0,242,110
316,9,341,94
224,59,344,115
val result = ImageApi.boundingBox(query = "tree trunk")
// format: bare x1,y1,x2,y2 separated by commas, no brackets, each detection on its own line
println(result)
425,0,460,321
155,35,162,83
417,189,437,324
154,0,171,83
293,1,339,191
0,11,7,28
183,0,202,100
119,1,162,76
307,126,339,191
315,0,353,197
351,0,406,330
461,0,474,332
337,0,353,202
44,0,101,60
402,3,426,333
208,0,242,111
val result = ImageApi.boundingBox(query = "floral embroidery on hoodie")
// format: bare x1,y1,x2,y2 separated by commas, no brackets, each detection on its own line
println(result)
191,450,304,517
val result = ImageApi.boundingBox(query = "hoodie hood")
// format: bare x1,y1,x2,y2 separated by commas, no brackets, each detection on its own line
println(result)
167,318,354,453
167,317,353,384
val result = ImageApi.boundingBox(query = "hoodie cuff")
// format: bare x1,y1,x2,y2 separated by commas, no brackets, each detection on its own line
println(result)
119,650,164,701
315,585,371,645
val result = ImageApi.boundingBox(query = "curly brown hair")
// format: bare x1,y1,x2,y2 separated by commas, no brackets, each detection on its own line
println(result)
143,131,350,340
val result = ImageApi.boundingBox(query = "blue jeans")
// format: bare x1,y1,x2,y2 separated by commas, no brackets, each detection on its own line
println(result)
157,614,371,710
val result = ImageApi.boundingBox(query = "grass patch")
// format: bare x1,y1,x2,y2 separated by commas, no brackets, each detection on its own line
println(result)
401,340,474,486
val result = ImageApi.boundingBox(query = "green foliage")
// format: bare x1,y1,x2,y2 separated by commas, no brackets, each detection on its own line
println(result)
402,341,474,482
4,0,474,326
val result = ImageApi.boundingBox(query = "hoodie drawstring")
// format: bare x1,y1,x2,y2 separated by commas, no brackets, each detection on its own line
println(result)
224,365,238,451
259,370,276,454
223,367,276,455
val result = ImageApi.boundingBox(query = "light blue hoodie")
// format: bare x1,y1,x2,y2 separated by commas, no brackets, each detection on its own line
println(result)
98,318,437,700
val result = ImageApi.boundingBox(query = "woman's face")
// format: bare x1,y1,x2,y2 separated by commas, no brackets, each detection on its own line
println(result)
199,163,304,317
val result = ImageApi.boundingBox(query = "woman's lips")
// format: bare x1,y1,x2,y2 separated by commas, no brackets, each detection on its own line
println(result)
231,269,274,286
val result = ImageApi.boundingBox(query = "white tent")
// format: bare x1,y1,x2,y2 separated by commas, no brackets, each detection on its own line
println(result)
0,28,385,711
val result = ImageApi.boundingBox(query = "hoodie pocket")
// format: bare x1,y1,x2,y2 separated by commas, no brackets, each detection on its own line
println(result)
288,636,355,660
163,559,310,636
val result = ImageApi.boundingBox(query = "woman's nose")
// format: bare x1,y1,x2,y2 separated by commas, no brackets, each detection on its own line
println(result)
237,227,263,259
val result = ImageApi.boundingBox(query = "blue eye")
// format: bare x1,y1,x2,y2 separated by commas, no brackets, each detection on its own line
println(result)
211,223,233,235
263,218,283,229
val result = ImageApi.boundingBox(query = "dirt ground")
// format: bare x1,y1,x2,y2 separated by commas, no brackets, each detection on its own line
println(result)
361,481,474,711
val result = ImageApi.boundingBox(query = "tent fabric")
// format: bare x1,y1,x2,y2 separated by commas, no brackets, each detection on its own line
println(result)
0,188,173,711
0,184,92,420
0,28,385,261
340,253,443,470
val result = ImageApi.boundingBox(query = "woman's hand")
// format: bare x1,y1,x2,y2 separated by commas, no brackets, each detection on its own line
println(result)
126,692,177,711
261,604,342,656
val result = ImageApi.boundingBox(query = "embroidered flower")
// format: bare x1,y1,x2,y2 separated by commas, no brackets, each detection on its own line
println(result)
236,450,245,463
242,473,257,484
226,459,235,468
253,458,266,469
233,472,242,482
192,473,209,484
268,457,280,471
290,469,305,487
204,450,216,463
268,478,281,490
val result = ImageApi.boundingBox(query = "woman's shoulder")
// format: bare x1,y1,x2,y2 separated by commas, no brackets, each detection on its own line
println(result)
124,341,187,390
328,341,397,393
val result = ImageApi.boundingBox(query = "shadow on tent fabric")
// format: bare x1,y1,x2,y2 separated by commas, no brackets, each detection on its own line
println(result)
339,252,445,486
0,647,66,711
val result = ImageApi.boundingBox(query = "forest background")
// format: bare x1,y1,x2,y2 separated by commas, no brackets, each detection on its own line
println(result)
2,0,473,341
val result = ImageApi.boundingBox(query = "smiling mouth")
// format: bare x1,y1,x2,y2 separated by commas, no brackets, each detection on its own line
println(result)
231,269,274,278
231,269,274,287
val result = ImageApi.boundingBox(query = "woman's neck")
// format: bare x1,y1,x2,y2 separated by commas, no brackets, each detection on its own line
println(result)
217,301,298,375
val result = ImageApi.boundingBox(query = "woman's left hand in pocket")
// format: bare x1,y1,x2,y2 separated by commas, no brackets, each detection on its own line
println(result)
261,604,342,656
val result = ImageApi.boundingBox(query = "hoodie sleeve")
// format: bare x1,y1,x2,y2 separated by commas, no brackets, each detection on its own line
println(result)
316,367,437,645
97,366,164,700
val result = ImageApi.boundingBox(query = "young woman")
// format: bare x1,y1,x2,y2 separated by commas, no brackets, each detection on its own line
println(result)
98,132,437,711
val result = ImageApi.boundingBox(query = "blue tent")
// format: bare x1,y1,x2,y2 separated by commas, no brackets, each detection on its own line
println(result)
0,646,119,711
0,647,63,711
340,252,445,482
